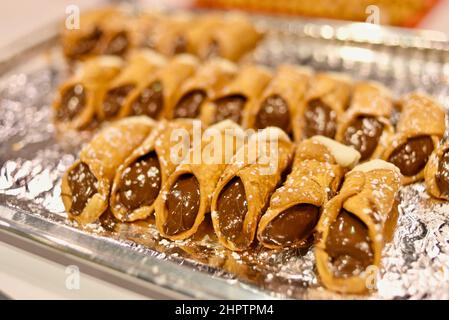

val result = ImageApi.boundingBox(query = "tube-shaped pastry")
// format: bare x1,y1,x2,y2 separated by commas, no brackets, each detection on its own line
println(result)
201,65,272,126
382,92,445,185
198,14,262,61
184,14,224,56
424,139,449,200
167,58,237,120
257,136,361,249
53,56,123,130
150,14,193,56
294,72,352,141
315,160,401,294
61,8,119,60
97,50,166,121
336,81,394,161
110,119,196,222
244,64,312,135
61,116,155,224
211,127,295,251
155,120,246,240
121,54,199,119
96,10,134,56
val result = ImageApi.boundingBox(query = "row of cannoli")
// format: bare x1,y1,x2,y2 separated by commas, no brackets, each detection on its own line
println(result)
62,7,261,61
54,52,446,188
61,116,402,294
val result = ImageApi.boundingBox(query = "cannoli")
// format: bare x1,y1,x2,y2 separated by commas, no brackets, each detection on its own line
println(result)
336,81,394,161
167,58,237,120
382,92,445,184
154,120,246,240
211,127,295,251
315,160,401,294
150,14,193,56
257,136,361,249
184,14,224,56
198,14,262,61
96,10,133,56
97,50,166,121
244,64,312,135
61,116,155,225
61,7,119,60
424,139,449,200
201,65,272,126
121,54,199,119
110,119,197,222
53,56,123,130
294,72,352,141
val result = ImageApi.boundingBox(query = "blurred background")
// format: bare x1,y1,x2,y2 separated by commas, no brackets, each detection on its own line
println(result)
0,0,448,48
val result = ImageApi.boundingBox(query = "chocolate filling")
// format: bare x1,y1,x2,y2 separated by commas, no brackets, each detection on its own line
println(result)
343,116,384,161
173,90,207,119
436,150,449,196
261,204,320,247
214,94,247,124
71,27,102,57
103,31,129,56
102,84,135,119
216,177,248,242
67,162,98,216
56,84,87,121
116,152,161,211
304,99,337,138
255,94,290,132
326,209,373,277
172,35,187,54
131,81,164,118
388,135,434,177
164,174,201,236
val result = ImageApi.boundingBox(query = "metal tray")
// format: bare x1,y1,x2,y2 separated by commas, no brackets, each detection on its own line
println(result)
1,9,449,299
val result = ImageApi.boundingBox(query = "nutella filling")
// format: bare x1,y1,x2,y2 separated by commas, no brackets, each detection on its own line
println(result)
173,90,207,119
436,150,449,196
102,84,135,119
131,81,164,118
172,35,187,54
388,135,434,177
326,209,373,277
261,204,320,247
343,116,384,161
255,94,291,133
104,31,129,56
116,152,161,211
67,162,98,216
214,94,247,124
164,174,201,236
216,177,248,242
57,84,87,121
304,99,337,138
72,27,102,57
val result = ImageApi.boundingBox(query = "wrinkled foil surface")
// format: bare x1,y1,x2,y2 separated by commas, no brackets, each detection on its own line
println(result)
1,16,449,299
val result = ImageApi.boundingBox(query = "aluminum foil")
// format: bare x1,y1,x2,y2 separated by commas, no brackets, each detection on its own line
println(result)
1,15,449,299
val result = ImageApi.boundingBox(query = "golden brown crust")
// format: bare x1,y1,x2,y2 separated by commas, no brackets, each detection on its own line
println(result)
110,119,196,221
53,56,123,130
382,92,445,184
120,54,199,119
211,128,295,251
424,139,449,200
315,161,401,294
294,72,353,141
201,64,272,126
336,81,394,159
244,64,312,132
154,120,246,240
96,50,166,121
166,58,238,120
61,116,155,225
